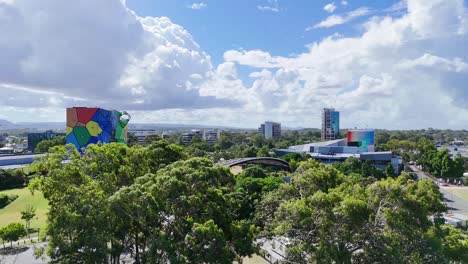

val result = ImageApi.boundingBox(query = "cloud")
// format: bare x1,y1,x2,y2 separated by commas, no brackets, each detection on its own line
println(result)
257,0,280,13
309,7,371,29
1,0,468,129
324,2,337,13
341,1,348,6
384,0,407,13
188,2,207,10
0,0,234,111
213,0,468,129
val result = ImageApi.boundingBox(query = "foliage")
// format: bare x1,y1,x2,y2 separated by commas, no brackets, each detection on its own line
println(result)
30,142,256,263
0,222,27,247
127,132,138,146
34,136,66,153
20,204,36,231
256,159,467,263
333,157,387,179
0,169,27,190
234,166,284,219
0,193,18,209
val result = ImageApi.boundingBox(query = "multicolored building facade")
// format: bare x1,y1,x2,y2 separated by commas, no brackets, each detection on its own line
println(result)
347,130,375,152
66,107,131,151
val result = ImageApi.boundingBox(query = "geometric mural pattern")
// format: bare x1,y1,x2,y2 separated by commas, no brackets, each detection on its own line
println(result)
347,130,375,152
66,107,131,151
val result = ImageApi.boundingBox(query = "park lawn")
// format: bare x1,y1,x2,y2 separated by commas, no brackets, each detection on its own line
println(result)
0,187,49,230
450,188,468,201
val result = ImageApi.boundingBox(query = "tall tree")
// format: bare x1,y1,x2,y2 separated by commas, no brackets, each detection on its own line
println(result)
20,204,36,238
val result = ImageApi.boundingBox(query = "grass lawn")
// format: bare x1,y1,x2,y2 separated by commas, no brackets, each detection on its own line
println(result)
0,187,49,231
450,188,468,201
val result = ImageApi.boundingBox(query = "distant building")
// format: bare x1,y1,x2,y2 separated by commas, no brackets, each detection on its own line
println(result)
128,129,158,145
0,147,14,155
347,130,375,152
28,130,66,152
161,132,170,139
258,121,281,138
276,130,401,174
181,130,202,145
321,108,340,140
203,130,220,145
66,107,131,151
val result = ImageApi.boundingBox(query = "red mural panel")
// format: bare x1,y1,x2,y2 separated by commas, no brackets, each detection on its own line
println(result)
76,107,98,123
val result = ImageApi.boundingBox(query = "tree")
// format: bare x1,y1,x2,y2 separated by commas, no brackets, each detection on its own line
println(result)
20,204,36,238
127,132,138,146
144,134,162,145
242,146,258,157
251,134,266,147
30,143,255,263
385,163,395,178
215,132,234,150
0,223,27,248
261,161,461,263
453,155,465,178
34,136,65,153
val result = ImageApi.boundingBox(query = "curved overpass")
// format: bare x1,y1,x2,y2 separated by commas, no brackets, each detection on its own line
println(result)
218,157,290,171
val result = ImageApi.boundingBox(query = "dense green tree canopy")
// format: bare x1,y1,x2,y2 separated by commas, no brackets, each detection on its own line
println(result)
256,159,467,263
30,142,256,263
34,136,65,153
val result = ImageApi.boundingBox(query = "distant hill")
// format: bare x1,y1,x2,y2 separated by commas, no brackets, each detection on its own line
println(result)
0,119,251,132
0,119,14,127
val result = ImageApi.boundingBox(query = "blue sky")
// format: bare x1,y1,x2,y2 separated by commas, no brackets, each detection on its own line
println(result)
127,0,401,65
0,0,467,129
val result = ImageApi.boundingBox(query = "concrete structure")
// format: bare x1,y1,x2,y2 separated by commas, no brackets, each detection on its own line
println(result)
218,157,290,171
347,130,375,152
128,129,158,145
0,154,43,168
66,107,131,151
27,130,66,152
258,121,281,138
203,130,220,145
0,147,15,155
275,137,402,174
321,108,340,140
181,130,202,145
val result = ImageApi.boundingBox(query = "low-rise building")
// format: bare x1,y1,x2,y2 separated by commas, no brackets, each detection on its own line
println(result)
275,135,402,174
181,130,202,145
203,130,220,145
128,129,158,145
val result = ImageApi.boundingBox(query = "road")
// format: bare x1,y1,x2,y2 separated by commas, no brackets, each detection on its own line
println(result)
409,165,468,215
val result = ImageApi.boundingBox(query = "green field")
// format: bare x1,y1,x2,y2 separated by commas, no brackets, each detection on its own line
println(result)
450,188,468,201
0,187,49,231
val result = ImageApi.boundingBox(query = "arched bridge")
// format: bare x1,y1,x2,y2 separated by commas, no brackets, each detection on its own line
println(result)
218,157,290,171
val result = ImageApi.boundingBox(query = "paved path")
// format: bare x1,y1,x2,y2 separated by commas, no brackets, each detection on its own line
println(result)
409,165,468,215
0,242,49,264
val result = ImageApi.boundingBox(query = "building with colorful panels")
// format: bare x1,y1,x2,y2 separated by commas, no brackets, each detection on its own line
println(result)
66,107,131,151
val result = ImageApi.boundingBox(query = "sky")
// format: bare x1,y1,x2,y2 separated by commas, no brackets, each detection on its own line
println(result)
0,0,467,129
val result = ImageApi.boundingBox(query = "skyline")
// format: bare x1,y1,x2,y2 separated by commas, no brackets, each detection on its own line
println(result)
0,0,467,129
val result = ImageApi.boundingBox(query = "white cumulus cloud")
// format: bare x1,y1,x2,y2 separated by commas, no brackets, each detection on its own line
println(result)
0,0,233,112
324,2,337,13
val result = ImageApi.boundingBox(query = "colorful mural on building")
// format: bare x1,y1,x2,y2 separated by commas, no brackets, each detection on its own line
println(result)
66,107,131,150
347,130,375,152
